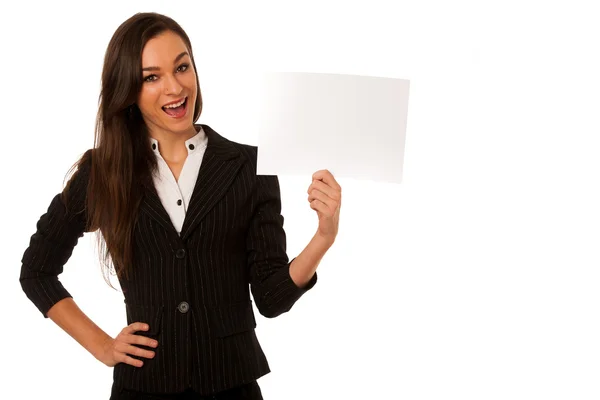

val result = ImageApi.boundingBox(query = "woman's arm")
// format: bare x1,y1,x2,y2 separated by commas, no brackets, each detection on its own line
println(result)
19,157,113,361
19,158,90,318
290,169,341,286
46,298,113,363
289,233,332,288
247,173,324,318
20,155,156,367
47,298,157,367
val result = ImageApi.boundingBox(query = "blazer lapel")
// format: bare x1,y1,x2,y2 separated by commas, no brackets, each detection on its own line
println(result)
179,124,244,240
141,184,177,237
139,124,245,241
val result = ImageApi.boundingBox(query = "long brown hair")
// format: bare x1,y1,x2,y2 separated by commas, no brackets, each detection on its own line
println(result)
61,12,203,287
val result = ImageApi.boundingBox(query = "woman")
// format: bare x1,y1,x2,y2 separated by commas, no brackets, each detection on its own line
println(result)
19,12,341,400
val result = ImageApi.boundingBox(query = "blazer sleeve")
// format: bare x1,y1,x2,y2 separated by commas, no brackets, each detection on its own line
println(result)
246,173,317,318
19,152,92,318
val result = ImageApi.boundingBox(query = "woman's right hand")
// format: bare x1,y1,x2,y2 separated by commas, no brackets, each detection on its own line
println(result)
100,322,158,367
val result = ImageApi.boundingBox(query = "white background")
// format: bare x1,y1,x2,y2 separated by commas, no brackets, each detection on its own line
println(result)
1,1,599,399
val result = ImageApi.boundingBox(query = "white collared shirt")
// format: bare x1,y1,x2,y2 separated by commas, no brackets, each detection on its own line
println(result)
148,126,208,235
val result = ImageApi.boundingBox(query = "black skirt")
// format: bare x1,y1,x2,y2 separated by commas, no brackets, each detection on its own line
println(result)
109,380,264,400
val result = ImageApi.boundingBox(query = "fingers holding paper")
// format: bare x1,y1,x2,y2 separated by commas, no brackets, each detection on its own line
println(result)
307,169,341,242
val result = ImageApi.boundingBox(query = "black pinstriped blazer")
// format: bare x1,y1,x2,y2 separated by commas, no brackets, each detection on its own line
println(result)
19,124,318,395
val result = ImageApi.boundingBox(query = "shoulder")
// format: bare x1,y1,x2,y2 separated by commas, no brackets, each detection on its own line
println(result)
231,141,258,165
66,148,94,184
204,125,258,167
62,148,95,201
226,141,282,199
200,124,273,185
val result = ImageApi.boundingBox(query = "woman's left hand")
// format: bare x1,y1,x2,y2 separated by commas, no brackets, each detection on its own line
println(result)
307,169,342,243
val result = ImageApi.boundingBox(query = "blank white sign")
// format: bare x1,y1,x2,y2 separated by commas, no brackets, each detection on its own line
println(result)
256,71,409,184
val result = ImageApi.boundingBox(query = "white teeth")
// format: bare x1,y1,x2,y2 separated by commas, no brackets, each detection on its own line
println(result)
164,98,186,108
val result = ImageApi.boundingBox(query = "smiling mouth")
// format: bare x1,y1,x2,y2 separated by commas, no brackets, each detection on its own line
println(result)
162,97,188,118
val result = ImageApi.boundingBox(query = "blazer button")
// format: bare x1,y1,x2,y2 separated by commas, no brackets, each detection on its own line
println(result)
176,249,186,259
178,301,190,313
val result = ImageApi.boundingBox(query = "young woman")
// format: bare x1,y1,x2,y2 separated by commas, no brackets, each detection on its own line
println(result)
19,12,341,400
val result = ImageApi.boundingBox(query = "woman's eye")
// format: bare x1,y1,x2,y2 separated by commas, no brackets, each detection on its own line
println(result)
143,65,188,83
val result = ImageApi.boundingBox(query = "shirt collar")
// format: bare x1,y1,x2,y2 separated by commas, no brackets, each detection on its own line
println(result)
148,126,207,156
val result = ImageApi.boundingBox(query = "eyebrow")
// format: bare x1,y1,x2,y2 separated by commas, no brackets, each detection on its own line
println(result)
142,51,189,72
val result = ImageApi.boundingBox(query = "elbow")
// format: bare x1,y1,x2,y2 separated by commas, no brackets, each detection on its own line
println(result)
19,275,35,298
19,276,44,316
19,275,43,306
257,307,285,319
19,271,71,318
254,297,292,319
254,297,277,318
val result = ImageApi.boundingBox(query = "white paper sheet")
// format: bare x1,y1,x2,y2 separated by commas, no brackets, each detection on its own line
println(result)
256,71,409,184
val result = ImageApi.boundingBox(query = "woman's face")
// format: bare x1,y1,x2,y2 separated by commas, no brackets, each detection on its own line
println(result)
138,30,197,136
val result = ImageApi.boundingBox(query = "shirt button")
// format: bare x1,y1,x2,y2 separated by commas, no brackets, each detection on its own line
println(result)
177,199,182,206
188,144,195,150
176,249,186,259
178,301,190,313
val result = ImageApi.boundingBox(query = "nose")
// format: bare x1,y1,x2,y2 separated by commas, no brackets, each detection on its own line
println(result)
164,74,183,95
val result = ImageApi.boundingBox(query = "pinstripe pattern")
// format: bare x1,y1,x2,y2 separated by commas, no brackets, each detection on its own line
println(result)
19,124,318,395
